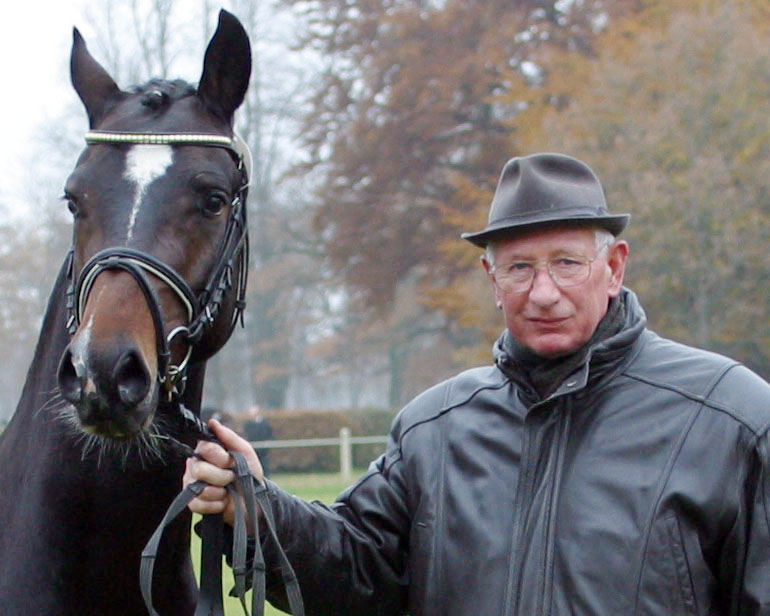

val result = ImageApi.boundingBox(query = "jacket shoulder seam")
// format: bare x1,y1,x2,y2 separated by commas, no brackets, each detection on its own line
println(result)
622,362,764,433
382,375,511,474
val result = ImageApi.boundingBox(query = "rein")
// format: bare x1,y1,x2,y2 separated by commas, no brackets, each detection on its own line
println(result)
65,131,304,615
142,410,305,616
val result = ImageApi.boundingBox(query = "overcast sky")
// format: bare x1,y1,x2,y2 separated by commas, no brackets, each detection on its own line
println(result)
0,2,91,213
1,1,308,222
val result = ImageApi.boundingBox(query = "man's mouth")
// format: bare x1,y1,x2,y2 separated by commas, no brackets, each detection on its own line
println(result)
529,317,568,328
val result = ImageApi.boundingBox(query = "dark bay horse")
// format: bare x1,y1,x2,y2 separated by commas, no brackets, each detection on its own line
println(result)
0,10,251,615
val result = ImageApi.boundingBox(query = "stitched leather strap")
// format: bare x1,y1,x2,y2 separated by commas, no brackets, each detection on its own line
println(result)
140,453,305,616
141,480,207,616
196,513,226,616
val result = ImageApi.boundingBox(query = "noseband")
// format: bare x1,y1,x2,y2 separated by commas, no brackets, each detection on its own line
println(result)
65,130,251,398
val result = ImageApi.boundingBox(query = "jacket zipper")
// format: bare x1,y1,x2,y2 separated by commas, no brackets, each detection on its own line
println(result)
502,417,534,616
502,396,572,615
541,399,572,615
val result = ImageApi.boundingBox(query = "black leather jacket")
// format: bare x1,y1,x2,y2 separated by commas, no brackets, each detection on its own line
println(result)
262,289,770,615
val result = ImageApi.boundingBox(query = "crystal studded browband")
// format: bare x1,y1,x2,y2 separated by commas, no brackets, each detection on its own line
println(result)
84,130,254,183
85,131,235,147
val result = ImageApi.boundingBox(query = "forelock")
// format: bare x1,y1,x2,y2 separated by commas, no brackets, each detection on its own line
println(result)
131,79,196,108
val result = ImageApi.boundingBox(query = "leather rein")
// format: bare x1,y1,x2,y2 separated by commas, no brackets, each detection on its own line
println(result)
65,130,304,616
142,410,305,616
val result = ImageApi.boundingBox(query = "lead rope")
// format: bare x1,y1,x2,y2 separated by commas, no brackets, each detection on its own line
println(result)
140,412,305,616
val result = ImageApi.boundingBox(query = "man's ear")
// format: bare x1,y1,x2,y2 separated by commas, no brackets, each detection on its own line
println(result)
481,254,492,275
606,240,629,297
481,255,504,307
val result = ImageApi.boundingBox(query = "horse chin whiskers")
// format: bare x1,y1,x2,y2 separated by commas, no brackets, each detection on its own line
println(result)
76,423,169,470
44,388,170,468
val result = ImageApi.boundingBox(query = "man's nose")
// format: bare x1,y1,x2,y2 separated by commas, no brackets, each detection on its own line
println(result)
527,267,561,305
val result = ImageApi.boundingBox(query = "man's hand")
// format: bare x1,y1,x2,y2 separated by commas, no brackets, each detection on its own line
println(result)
183,418,264,526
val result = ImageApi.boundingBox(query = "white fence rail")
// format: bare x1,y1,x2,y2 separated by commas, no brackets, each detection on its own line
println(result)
249,428,389,482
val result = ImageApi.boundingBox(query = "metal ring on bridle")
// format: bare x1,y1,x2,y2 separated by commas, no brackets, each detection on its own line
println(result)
165,326,194,386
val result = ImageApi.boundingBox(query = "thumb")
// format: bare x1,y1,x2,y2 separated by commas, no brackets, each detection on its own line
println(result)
208,418,264,481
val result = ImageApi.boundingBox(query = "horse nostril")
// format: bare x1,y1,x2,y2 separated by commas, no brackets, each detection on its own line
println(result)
112,350,151,406
57,348,83,405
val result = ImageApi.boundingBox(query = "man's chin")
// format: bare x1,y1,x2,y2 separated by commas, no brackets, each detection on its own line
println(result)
525,334,584,359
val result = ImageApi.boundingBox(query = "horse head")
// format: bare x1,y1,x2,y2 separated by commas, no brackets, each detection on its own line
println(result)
57,10,251,441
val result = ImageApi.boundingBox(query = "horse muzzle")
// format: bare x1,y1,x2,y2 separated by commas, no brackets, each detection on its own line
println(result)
58,340,157,438
57,269,165,439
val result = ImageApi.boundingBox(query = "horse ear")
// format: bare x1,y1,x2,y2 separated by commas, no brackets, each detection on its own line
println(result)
70,28,122,128
197,10,251,123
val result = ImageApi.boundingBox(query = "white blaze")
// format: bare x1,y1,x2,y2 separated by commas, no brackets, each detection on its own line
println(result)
70,313,95,393
124,144,173,241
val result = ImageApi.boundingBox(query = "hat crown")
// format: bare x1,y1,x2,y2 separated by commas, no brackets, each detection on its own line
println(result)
489,153,608,224
462,152,629,247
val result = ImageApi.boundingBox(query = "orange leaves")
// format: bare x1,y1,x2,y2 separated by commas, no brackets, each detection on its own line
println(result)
532,0,770,372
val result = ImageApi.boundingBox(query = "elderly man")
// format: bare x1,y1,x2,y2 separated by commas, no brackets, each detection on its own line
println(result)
186,153,770,614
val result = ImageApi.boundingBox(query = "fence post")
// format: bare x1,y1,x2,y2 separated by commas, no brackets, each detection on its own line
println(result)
339,427,352,483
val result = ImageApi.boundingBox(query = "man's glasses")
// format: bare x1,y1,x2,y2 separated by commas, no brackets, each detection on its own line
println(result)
490,253,603,294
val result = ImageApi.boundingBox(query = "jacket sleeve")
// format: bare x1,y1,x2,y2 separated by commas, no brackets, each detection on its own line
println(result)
737,427,770,614
259,432,411,616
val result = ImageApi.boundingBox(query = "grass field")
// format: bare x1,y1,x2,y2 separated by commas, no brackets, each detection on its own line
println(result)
190,471,358,615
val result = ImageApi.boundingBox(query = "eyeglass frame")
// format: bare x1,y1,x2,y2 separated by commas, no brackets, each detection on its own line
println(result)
488,238,613,294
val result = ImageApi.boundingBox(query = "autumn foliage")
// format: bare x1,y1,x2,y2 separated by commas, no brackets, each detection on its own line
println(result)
1,0,768,417
285,0,770,386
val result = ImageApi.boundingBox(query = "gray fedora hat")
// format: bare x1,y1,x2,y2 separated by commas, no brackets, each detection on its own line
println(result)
461,153,629,247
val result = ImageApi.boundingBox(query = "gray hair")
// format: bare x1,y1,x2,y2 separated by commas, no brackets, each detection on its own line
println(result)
485,228,615,268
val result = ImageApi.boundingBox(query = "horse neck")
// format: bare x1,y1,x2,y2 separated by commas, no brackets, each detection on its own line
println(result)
1,256,72,438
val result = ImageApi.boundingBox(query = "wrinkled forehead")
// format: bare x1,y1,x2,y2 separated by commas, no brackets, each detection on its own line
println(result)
490,226,602,260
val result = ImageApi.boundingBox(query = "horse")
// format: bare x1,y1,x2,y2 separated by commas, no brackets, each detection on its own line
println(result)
0,10,252,615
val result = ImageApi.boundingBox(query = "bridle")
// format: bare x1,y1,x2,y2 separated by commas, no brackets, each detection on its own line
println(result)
65,130,250,399
65,130,305,615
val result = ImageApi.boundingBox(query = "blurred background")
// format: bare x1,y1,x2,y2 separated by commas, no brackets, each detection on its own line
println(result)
0,0,768,423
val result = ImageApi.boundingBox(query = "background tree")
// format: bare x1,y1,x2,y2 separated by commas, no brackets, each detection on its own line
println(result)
3,0,767,420
0,114,82,420
202,0,328,410
281,0,644,393
287,0,638,307
476,0,770,375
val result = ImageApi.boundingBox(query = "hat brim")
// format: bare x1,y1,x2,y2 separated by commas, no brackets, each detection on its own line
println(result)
461,214,630,248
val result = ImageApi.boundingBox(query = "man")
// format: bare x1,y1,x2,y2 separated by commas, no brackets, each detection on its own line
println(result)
185,153,770,614
241,404,274,476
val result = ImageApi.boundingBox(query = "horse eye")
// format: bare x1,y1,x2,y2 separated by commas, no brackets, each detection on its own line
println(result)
200,192,227,218
62,193,80,218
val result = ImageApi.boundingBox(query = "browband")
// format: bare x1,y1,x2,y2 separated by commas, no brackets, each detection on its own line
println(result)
84,131,254,186
85,131,234,146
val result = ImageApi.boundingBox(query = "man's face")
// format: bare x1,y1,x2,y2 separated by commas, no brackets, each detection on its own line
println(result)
483,226,628,358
